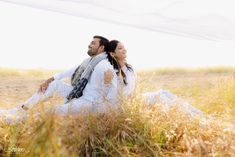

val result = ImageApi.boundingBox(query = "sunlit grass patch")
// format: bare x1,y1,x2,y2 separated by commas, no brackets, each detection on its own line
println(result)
0,94,235,156
0,67,235,156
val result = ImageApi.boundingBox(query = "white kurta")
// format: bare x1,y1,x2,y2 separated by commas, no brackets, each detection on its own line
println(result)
21,58,117,116
118,66,203,117
121,66,136,97
115,66,136,101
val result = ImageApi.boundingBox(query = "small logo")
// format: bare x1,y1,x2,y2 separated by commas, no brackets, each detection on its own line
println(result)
4,146,28,154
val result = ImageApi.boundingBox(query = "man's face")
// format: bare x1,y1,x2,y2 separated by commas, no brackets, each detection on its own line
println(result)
87,38,102,56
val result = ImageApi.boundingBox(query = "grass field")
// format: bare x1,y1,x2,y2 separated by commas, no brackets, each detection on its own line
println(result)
0,67,235,156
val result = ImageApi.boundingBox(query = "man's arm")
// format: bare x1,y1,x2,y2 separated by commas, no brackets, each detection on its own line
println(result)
38,65,78,93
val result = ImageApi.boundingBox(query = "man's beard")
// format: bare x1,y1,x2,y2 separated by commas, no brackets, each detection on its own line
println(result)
87,50,93,56
87,48,98,56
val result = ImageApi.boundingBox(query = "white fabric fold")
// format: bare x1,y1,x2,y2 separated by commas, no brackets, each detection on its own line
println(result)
1,0,235,41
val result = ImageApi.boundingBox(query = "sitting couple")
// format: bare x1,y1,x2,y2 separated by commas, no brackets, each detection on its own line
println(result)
0,35,202,124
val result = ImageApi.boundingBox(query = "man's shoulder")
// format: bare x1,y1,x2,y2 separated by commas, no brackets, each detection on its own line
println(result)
94,59,113,71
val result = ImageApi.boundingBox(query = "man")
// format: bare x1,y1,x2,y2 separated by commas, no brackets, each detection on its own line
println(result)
1,35,117,123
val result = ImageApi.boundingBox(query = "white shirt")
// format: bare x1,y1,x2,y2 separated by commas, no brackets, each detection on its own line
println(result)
53,58,117,105
82,59,117,104
116,66,136,99
123,66,136,97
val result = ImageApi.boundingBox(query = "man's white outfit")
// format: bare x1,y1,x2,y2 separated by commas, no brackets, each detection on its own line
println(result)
24,58,117,116
0,55,117,124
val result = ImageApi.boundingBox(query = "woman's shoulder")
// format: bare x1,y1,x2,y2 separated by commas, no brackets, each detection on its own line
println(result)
122,65,136,75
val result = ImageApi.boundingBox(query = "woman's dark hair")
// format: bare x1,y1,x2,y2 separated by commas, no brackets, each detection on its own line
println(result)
107,40,133,85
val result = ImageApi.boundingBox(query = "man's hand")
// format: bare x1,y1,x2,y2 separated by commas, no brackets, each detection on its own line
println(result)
38,77,54,93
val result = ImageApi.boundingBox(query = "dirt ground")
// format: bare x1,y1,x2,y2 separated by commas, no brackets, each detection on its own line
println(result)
0,77,46,108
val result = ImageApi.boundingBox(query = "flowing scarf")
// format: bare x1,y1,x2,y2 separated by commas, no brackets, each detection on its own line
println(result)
66,53,108,103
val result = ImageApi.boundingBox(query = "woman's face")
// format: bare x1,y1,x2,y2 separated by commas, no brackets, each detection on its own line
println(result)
112,42,127,62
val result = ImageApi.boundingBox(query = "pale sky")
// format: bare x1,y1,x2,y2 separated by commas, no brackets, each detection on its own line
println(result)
1,1,235,70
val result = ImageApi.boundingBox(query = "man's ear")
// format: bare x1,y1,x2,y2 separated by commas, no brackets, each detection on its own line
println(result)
99,45,105,51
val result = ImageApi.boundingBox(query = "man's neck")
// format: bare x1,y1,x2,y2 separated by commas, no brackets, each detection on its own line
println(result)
91,52,104,58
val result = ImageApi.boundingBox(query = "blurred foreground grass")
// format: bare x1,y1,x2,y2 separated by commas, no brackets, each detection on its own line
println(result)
0,67,235,156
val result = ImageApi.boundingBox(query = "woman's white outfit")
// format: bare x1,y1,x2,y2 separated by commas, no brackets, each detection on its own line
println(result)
118,66,203,117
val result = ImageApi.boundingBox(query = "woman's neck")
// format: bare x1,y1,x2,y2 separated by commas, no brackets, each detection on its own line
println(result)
118,60,125,68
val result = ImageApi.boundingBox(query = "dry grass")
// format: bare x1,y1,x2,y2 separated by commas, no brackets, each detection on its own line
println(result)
0,67,235,156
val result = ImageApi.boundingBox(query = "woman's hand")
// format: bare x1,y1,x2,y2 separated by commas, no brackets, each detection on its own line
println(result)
104,69,114,85
38,77,54,93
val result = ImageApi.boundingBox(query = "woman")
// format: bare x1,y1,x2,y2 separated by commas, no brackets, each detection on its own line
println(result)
106,40,136,99
106,40,203,117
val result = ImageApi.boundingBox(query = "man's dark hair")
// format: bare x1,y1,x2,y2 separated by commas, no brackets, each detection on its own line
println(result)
93,35,109,52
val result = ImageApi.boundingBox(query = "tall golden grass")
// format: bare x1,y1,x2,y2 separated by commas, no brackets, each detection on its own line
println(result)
0,67,235,156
